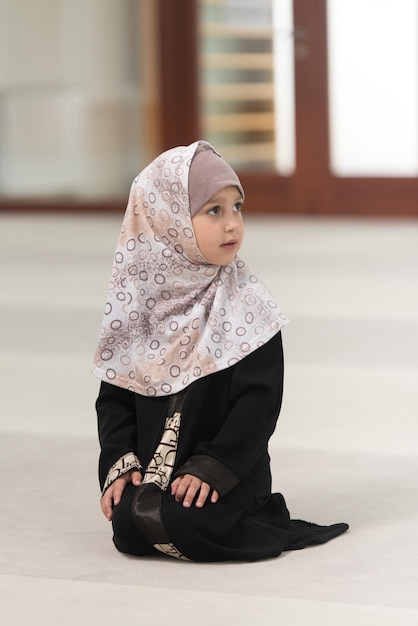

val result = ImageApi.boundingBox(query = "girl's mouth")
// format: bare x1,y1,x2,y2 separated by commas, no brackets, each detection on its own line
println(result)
221,240,238,250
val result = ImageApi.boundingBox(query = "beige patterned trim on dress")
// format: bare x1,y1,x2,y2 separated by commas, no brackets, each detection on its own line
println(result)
143,413,181,490
102,452,143,496
154,542,189,560
142,411,189,560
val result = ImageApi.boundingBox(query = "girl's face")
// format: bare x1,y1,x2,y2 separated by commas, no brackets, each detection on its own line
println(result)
191,185,244,265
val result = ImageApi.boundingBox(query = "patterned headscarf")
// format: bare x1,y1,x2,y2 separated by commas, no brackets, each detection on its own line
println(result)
92,140,288,397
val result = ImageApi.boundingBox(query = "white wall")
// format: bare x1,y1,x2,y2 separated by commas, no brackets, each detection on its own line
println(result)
0,0,144,197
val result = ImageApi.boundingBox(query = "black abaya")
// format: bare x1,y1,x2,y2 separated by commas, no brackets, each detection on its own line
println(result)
96,333,348,561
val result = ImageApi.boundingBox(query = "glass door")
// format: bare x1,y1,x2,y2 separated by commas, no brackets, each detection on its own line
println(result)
194,0,298,212
327,0,418,178
325,0,418,215
198,0,295,175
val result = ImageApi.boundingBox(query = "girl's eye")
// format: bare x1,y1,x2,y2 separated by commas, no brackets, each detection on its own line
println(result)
208,206,220,215
233,202,243,212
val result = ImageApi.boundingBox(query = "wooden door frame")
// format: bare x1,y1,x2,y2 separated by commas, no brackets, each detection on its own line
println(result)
157,0,200,150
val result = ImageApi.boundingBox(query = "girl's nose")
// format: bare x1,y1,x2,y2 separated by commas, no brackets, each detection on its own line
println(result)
225,211,238,231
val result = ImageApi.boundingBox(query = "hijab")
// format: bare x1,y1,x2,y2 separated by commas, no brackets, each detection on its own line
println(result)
92,140,288,397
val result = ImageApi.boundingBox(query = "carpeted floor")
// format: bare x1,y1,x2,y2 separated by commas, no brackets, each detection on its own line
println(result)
1,214,417,625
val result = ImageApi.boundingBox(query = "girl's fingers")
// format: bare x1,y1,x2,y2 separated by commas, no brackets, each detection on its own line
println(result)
171,477,181,496
101,473,139,521
101,492,114,521
171,475,219,507
195,482,210,508
173,475,194,503
112,482,125,506
182,478,201,508
130,470,143,486
102,473,218,517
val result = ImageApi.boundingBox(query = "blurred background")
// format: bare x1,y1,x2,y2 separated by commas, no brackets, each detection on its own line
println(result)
1,2,418,621
1,0,418,215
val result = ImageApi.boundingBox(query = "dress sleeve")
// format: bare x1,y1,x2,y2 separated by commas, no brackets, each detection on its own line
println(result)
96,381,143,491
101,451,143,496
174,332,284,495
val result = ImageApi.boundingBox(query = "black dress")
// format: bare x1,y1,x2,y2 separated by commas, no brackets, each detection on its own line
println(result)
96,332,348,561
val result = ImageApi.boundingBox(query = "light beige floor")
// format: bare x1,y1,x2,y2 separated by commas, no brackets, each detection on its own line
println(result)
1,213,417,625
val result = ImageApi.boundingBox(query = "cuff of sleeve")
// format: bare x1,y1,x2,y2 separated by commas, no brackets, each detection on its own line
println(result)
174,454,239,497
102,452,143,496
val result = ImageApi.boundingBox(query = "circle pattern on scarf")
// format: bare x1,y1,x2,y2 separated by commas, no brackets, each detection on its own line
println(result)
93,141,288,396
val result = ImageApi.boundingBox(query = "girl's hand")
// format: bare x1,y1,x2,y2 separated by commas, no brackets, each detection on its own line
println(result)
171,474,219,508
100,469,142,521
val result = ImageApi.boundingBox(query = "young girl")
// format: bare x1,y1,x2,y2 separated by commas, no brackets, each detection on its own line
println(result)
93,140,348,561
